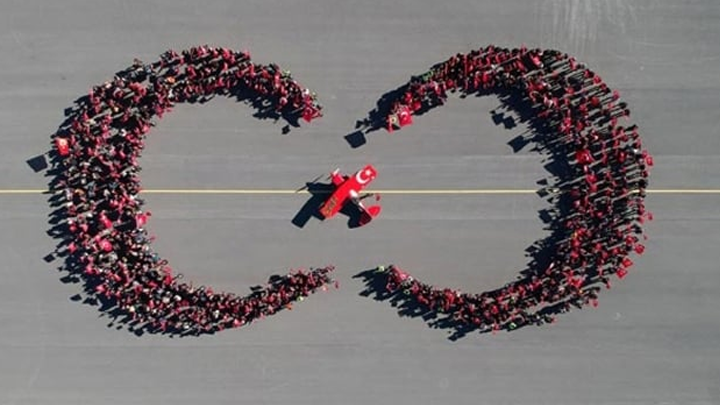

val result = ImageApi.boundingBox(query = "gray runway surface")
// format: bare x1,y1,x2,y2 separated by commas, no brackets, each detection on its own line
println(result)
1,1,720,404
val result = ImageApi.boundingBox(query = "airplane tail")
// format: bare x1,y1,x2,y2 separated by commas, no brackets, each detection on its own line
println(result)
366,205,381,217
358,205,381,227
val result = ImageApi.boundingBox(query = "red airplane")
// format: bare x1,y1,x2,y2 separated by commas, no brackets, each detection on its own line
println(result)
318,164,382,226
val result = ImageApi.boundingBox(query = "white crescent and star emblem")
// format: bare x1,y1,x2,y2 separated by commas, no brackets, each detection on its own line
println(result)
355,168,373,185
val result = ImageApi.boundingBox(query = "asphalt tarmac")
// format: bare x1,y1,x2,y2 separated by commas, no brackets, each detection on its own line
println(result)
1,0,719,404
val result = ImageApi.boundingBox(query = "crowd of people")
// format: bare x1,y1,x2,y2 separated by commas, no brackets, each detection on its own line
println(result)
50,45,332,335
368,45,653,334
48,44,653,336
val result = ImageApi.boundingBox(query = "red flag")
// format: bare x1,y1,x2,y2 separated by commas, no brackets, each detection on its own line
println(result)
98,238,112,252
616,268,628,279
634,244,646,255
101,215,113,230
55,138,70,156
302,107,315,123
531,54,542,68
136,211,151,228
398,108,412,127
411,100,422,112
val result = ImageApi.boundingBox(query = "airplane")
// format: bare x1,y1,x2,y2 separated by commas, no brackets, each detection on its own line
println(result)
317,164,382,227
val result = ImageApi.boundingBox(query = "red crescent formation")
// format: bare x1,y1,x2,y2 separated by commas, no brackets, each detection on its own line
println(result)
49,46,333,336
358,46,653,337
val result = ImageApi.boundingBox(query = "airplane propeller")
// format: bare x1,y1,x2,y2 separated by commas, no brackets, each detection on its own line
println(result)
358,193,381,202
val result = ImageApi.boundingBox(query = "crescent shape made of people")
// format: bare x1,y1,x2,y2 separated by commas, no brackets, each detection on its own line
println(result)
355,45,653,338
48,46,334,336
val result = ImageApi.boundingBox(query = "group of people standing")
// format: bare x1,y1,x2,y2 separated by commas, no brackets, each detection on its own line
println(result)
372,45,652,334
51,45,331,335
50,43,652,336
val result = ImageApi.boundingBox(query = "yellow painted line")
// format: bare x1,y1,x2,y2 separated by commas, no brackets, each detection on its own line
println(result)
0,188,720,195
643,189,720,194
371,189,536,195
141,189,540,195
145,189,310,195
0,189,49,194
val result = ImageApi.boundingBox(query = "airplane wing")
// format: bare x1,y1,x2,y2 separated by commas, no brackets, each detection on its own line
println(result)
319,180,352,219
319,165,380,223
319,193,342,219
